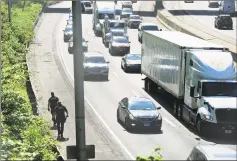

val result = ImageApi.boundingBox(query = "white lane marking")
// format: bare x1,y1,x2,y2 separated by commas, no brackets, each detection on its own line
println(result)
58,36,135,160
163,117,176,128
112,71,118,76
84,97,135,160
132,90,139,97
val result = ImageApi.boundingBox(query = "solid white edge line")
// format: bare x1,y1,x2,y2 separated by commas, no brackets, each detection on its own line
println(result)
163,117,176,128
112,71,118,76
131,90,139,97
58,24,135,160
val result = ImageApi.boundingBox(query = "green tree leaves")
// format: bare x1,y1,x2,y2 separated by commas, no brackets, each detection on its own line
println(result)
1,2,58,160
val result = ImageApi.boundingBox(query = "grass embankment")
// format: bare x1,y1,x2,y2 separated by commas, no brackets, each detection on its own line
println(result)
1,2,58,160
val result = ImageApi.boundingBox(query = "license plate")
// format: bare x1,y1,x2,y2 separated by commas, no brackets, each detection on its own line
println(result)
225,130,232,134
144,123,150,127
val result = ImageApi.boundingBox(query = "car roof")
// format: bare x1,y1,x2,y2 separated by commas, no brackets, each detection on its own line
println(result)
196,145,237,160
219,14,231,17
84,52,103,57
128,97,151,102
113,36,127,38
141,23,157,26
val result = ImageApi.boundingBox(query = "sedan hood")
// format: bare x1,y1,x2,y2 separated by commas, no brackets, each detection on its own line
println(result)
113,43,129,47
127,60,141,64
203,96,237,109
130,110,159,118
84,63,108,68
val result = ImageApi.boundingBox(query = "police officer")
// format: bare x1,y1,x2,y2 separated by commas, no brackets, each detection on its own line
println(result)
55,101,69,138
48,92,59,126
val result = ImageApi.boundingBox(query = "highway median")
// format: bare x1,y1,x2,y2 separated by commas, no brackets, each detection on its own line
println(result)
153,2,237,62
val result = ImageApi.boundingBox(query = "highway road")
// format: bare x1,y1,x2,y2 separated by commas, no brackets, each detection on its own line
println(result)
43,1,236,160
163,1,236,46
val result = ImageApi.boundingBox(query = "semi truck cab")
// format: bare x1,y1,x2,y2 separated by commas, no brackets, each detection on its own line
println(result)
181,50,237,136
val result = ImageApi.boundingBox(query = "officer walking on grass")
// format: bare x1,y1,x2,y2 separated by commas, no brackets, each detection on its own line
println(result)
55,101,69,138
48,92,59,126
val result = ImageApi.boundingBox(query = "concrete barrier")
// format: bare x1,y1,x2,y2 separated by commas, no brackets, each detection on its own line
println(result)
153,3,236,57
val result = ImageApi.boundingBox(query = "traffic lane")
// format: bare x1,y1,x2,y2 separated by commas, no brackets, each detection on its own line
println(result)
163,1,236,44
178,1,236,41
58,12,199,160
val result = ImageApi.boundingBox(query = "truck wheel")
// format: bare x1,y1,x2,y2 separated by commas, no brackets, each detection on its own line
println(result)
177,104,183,120
196,117,204,136
144,79,148,91
147,79,155,93
173,101,178,117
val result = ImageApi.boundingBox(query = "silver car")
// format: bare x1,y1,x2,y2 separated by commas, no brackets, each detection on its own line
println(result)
105,28,128,47
63,24,73,42
68,37,88,54
187,145,237,160
84,53,109,80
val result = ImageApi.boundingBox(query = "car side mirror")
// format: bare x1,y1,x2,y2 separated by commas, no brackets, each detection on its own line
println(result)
141,17,143,20
63,30,65,31
160,29,162,31
204,101,208,105
129,42,131,43
86,41,89,42
190,85,195,97
156,107,161,110
106,61,110,63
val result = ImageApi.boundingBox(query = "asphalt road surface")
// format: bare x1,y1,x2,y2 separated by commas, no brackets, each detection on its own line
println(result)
41,1,236,160
163,1,236,47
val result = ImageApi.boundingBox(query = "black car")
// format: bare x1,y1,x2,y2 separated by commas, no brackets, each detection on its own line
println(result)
68,37,88,54
117,97,162,131
109,36,130,55
63,25,73,42
208,1,219,8
214,15,233,29
121,53,141,72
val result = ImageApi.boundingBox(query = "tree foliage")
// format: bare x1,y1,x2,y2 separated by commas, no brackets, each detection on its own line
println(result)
1,2,58,160
136,147,163,161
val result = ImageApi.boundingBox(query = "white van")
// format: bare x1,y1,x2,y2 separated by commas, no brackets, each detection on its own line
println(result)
219,0,235,14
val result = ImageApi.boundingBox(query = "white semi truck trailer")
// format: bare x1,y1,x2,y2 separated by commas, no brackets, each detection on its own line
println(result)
141,31,237,136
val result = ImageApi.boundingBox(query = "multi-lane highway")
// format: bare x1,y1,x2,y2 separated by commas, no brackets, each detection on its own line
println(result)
39,1,236,160
163,1,236,46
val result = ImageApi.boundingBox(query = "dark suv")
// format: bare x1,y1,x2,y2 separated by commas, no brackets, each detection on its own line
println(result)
214,15,233,29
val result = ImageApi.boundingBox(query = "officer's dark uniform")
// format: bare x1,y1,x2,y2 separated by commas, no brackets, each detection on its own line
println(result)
48,92,59,126
55,102,68,138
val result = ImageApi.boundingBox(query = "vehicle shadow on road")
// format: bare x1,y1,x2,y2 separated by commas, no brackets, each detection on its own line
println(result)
133,11,155,17
43,7,71,14
84,77,109,82
142,88,237,144
118,120,163,135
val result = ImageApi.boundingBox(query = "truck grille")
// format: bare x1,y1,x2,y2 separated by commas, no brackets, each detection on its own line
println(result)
139,117,155,122
216,109,237,123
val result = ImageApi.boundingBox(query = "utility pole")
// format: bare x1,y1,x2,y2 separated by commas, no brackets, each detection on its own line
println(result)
8,0,12,23
72,1,87,160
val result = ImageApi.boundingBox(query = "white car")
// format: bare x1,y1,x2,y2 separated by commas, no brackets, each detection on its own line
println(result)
84,53,109,80
138,23,161,43
187,145,237,160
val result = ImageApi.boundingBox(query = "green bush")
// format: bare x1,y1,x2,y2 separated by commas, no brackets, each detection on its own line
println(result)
1,2,58,160
136,147,163,161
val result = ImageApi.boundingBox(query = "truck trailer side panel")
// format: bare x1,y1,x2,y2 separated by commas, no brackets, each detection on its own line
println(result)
141,31,185,98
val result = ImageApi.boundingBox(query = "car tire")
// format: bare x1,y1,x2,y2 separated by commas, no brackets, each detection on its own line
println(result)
173,100,178,117
117,109,120,123
177,104,183,120
121,63,123,69
124,65,128,72
125,117,131,131
196,117,204,137
105,42,109,47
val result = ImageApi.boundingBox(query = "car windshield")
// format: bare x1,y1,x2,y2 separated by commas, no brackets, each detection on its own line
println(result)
112,31,124,36
115,9,121,15
98,13,114,19
65,27,72,32
130,16,140,19
202,82,237,97
84,2,91,7
114,38,128,43
129,100,156,110
84,56,106,63
221,16,232,21
122,10,132,14
126,55,141,60
143,25,158,30
110,22,125,28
